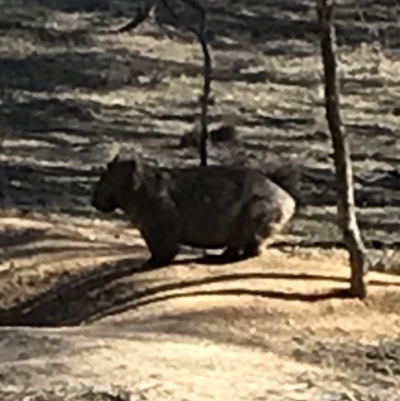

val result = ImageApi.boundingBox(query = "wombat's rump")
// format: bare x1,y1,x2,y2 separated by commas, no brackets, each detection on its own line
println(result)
92,154,296,267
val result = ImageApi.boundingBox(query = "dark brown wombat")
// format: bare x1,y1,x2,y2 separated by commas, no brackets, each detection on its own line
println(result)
91,152,296,267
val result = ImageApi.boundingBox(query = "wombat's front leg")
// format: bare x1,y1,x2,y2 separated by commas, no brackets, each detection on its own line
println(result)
140,214,181,268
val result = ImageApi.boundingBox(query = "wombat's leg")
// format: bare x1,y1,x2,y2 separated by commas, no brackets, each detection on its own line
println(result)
142,230,180,268
243,198,284,256
219,246,242,262
140,215,181,268
242,240,262,258
227,198,281,261
221,241,260,262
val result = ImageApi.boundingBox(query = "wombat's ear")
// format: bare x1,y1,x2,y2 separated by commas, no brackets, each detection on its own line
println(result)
129,156,143,190
129,152,143,171
129,157,139,171
107,154,120,169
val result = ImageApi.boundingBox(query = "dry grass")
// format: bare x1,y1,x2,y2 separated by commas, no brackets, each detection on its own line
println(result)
1,0,400,399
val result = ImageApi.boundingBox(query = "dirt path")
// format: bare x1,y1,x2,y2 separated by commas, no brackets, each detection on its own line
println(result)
1,213,400,400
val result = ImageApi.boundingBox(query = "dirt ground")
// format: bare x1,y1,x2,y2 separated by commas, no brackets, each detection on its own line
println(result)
1,212,400,401
1,0,400,400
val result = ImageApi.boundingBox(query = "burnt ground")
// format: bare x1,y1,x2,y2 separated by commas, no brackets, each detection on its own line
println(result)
1,0,400,400
1,0,400,248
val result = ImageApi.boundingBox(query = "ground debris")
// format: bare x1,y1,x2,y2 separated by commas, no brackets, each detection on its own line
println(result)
0,385,145,401
294,336,400,394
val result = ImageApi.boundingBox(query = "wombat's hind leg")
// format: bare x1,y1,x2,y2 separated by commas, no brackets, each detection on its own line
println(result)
219,246,242,262
220,240,261,262
242,240,262,258
225,198,285,262
244,196,294,256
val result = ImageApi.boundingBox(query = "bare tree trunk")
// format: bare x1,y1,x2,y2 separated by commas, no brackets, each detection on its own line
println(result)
198,27,211,167
161,0,211,166
317,0,368,299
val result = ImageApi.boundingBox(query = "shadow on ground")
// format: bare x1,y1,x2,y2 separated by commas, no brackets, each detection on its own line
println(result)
11,0,400,53
1,250,399,327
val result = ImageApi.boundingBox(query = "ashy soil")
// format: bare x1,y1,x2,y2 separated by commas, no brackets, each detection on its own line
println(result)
1,212,400,401
1,0,400,400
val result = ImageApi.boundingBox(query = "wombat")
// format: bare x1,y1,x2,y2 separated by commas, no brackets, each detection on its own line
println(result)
91,152,297,267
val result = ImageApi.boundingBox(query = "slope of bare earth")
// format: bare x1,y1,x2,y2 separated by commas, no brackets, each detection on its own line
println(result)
1,0,400,400
1,213,400,401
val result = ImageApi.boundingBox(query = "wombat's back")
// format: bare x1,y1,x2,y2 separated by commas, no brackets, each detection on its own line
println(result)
164,165,295,248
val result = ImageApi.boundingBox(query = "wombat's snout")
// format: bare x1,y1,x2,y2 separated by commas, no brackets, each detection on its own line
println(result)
91,185,116,214
91,195,116,213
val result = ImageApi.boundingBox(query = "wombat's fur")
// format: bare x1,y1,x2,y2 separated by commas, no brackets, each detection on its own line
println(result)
91,153,296,267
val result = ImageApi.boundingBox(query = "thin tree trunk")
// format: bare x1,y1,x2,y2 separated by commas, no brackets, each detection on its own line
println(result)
117,0,211,166
173,0,211,167
198,32,211,167
317,0,368,298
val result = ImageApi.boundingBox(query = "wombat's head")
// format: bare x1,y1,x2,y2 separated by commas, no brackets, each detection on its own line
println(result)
91,153,142,213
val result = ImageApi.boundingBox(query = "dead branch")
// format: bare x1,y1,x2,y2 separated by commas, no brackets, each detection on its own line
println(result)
317,0,368,299
116,2,155,33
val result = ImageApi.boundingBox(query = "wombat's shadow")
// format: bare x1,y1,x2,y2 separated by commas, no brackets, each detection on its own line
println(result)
1,252,398,328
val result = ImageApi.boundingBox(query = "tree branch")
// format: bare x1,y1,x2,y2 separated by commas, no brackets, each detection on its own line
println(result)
116,2,155,33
